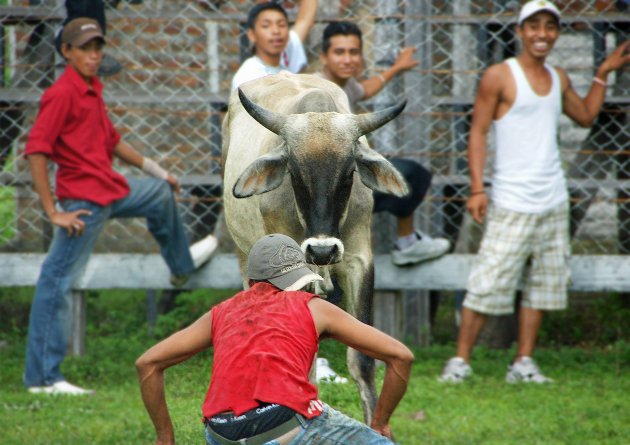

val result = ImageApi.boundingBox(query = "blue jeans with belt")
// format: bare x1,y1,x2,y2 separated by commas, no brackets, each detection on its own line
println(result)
24,178,194,387
204,404,395,445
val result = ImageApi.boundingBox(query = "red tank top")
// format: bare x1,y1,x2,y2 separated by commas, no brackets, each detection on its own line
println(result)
202,282,323,419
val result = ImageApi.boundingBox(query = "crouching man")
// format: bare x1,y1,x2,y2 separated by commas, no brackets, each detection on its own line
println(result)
136,233,414,444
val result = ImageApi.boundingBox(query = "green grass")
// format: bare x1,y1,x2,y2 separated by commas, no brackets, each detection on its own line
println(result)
1,289,629,444
0,186,16,243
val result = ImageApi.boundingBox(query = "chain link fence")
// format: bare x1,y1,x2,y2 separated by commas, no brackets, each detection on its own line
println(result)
1,0,628,257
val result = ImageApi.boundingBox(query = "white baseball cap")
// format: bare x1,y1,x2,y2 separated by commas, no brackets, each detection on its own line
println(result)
517,0,561,26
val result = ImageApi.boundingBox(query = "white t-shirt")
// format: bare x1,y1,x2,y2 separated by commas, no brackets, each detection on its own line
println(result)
231,30,307,91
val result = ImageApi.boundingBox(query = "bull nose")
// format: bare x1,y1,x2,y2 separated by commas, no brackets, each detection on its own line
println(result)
305,244,341,266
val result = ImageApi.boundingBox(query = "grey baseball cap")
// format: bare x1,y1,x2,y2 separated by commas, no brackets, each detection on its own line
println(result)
247,234,323,291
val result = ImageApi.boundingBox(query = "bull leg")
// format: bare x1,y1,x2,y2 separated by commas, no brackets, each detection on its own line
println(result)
235,248,249,289
338,260,377,425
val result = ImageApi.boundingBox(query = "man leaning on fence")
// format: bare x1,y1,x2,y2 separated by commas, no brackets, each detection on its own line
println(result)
136,233,414,445
315,20,451,266
439,1,630,384
23,18,216,396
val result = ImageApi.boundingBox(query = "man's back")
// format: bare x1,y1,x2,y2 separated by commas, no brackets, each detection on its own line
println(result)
203,282,322,419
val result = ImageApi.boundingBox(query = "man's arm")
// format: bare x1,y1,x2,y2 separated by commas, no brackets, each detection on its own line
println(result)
25,88,92,235
562,40,630,127
28,154,92,236
361,47,419,99
291,0,318,42
466,65,504,224
113,140,144,168
114,140,181,192
308,298,413,438
136,310,214,445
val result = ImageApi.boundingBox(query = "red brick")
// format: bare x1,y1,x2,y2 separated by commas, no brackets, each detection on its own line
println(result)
174,75,198,88
186,25,204,37
164,23,183,35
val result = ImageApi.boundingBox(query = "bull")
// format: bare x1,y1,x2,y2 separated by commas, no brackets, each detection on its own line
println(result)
221,72,408,423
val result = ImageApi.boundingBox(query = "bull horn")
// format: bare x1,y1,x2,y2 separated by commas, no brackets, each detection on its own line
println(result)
354,100,407,136
238,88,287,135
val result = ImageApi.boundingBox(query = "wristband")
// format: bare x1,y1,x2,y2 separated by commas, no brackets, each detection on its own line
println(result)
377,74,386,84
142,157,169,180
470,190,486,196
592,77,607,87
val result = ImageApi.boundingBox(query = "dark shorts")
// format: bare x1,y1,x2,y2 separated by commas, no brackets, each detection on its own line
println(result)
373,157,432,218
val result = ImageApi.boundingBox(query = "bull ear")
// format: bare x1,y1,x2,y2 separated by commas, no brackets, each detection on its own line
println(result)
233,145,288,198
353,142,409,197
238,88,287,135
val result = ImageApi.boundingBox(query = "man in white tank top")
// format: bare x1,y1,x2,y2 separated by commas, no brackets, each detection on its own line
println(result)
440,0,630,384
316,21,451,266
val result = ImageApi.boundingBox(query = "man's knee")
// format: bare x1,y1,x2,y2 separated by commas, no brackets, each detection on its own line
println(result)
154,179,175,202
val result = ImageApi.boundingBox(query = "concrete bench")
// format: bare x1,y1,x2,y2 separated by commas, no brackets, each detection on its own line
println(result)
2,253,629,353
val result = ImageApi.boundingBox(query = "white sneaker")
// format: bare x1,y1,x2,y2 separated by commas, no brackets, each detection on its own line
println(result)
190,234,218,269
438,357,472,383
506,357,553,384
316,358,348,384
28,381,95,395
171,235,218,287
391,231,450,266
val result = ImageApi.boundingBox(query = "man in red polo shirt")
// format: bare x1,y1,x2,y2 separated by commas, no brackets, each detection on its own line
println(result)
24,18,216,395
136,233,414,445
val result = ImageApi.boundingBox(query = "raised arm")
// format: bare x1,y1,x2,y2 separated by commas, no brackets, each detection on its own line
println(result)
562,40,630,127
292,0,319,42
308,298,413,439
136,310,214,445
466,65,504,224
361,47,419,99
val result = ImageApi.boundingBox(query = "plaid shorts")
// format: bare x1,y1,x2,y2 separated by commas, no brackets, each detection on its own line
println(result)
464,202,571,315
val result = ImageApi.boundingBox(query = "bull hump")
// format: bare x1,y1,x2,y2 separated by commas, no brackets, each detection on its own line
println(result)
293,89,338,113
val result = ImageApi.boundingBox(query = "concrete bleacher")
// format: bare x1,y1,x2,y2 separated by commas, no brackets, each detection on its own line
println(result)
3,252,630,354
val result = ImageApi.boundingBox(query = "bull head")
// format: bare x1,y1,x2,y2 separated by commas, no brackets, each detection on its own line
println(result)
233,89,409,266
234,89,409,199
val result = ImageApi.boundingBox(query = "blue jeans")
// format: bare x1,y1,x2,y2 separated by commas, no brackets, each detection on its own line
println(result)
205,404,394,445
24,178,194,387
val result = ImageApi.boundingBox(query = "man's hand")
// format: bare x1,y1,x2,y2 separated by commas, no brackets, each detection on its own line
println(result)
599,40,630,75
49,209,92,237
467,192,488,224
393,47,418,73
370,421,393,439
166,174,181,193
